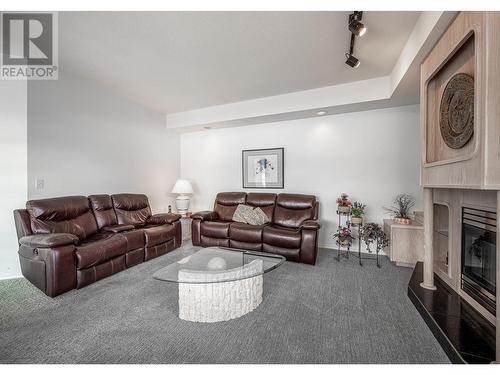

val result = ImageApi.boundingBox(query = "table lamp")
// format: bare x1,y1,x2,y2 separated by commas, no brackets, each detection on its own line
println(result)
171,179,194,216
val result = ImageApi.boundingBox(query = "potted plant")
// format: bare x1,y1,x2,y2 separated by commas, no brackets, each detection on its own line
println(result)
359,222,381,252
336,193,352,214
375,229,390,252
384,193,415,225
350,201,365,225
333,226,354,247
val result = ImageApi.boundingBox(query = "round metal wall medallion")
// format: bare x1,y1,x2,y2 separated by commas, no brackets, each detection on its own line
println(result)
439,73,474,149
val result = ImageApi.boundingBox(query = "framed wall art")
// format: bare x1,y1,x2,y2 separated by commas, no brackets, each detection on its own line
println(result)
242,147,284,189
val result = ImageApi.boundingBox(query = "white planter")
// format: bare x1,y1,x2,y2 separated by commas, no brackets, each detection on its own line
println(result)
351,216,363,225
337,205,351,214
394,217,412,225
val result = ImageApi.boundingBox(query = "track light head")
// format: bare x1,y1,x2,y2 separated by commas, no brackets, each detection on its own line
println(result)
348,11,366,37
349,19,366,36
345,53,360,68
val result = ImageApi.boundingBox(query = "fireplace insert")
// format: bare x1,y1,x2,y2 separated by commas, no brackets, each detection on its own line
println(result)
461,207,496,315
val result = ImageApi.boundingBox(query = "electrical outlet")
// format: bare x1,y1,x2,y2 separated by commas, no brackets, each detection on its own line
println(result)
35,179,44,190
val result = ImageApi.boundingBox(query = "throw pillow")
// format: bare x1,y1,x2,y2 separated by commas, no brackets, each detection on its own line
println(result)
245,207,270,226
232,204,254,223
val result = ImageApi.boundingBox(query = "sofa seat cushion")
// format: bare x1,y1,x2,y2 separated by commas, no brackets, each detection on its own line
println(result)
229,222,265,243
144,224,175,247
263,225,301,249
200,221,230,239
76,233,128,270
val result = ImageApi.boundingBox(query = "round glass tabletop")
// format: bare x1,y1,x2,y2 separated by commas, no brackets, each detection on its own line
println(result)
153,247,285,284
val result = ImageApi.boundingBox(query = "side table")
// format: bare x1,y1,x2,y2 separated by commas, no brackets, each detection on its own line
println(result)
179,216,192,242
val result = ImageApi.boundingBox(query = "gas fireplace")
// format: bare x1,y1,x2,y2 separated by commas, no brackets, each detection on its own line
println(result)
461,207,497,315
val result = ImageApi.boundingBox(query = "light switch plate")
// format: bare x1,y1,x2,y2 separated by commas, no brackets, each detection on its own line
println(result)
35,179,44,189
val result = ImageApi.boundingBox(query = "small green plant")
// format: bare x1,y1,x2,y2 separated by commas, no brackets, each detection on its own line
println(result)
360,222,390,251
360,222,380,247
384,193,415,219
351,201,365,218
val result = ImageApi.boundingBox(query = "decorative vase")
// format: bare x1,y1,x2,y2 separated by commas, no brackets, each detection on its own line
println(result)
351,216,363,225
394,217,412,225
337,205,351,214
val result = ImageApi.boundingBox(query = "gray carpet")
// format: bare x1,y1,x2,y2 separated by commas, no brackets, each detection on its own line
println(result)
0,245,449,364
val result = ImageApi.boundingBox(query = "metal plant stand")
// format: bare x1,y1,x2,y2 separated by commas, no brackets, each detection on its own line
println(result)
336,213,382,268
349,226,382,268
336,210,351,261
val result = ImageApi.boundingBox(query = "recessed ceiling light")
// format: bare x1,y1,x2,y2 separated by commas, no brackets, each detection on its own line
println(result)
316,111,327,116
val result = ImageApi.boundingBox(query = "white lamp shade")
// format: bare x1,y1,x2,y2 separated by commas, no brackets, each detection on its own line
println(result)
171,179,193,194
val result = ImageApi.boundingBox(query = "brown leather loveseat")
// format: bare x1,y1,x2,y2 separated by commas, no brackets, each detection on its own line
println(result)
13,193,181,297
191,192,320,264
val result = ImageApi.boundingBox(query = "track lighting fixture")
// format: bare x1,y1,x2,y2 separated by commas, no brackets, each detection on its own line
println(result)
345,11,365,68
348,11,366,37
345,53,360,68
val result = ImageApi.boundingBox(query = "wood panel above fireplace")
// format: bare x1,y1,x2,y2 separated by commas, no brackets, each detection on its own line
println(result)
421,12,500,189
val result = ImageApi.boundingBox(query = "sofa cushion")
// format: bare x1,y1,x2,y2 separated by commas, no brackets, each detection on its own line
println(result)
263,224,301,248
147,213,181,225
273,193,316,229
200,220,230,239
245,207,270,225
27,196,98,241
101,224,135,233
112,194,151,226
229,222,264,243
88,195,117,229
262,243,300,261
121,229,145,251
75,233,128,269
232,204,254,223
213,192,246,221
19,233,79,248
246,193,276,221
144,224,175,247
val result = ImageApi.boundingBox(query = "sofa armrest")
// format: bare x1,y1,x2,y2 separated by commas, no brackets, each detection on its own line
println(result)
147,213,182,225
301,220,321,230
191,211,218,221
19,233,79,248
101,224,135,233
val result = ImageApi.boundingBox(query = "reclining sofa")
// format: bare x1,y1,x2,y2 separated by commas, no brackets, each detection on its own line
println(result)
191,192,320,264
13,193,181,297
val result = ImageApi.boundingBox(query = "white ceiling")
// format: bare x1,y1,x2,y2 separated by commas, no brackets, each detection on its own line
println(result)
59,11,421,114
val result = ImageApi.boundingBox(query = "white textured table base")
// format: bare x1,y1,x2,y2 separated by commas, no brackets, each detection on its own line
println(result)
178,260,263,323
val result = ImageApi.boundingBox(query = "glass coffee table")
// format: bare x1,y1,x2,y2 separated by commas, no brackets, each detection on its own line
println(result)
153,247,285,323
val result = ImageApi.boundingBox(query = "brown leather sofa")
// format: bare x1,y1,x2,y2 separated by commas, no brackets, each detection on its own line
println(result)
13,193,182,297
191,192,320,264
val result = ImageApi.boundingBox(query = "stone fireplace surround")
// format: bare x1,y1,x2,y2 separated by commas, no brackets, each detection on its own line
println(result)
416,12,500,363
430,189,496,324
412,188,498,363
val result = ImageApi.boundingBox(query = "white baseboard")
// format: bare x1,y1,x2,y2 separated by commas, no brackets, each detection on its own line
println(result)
0,275,23,281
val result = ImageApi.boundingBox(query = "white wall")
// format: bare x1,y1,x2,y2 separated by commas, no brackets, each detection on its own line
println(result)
0,80,27,278
180,105,422,249
28,71,179,213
